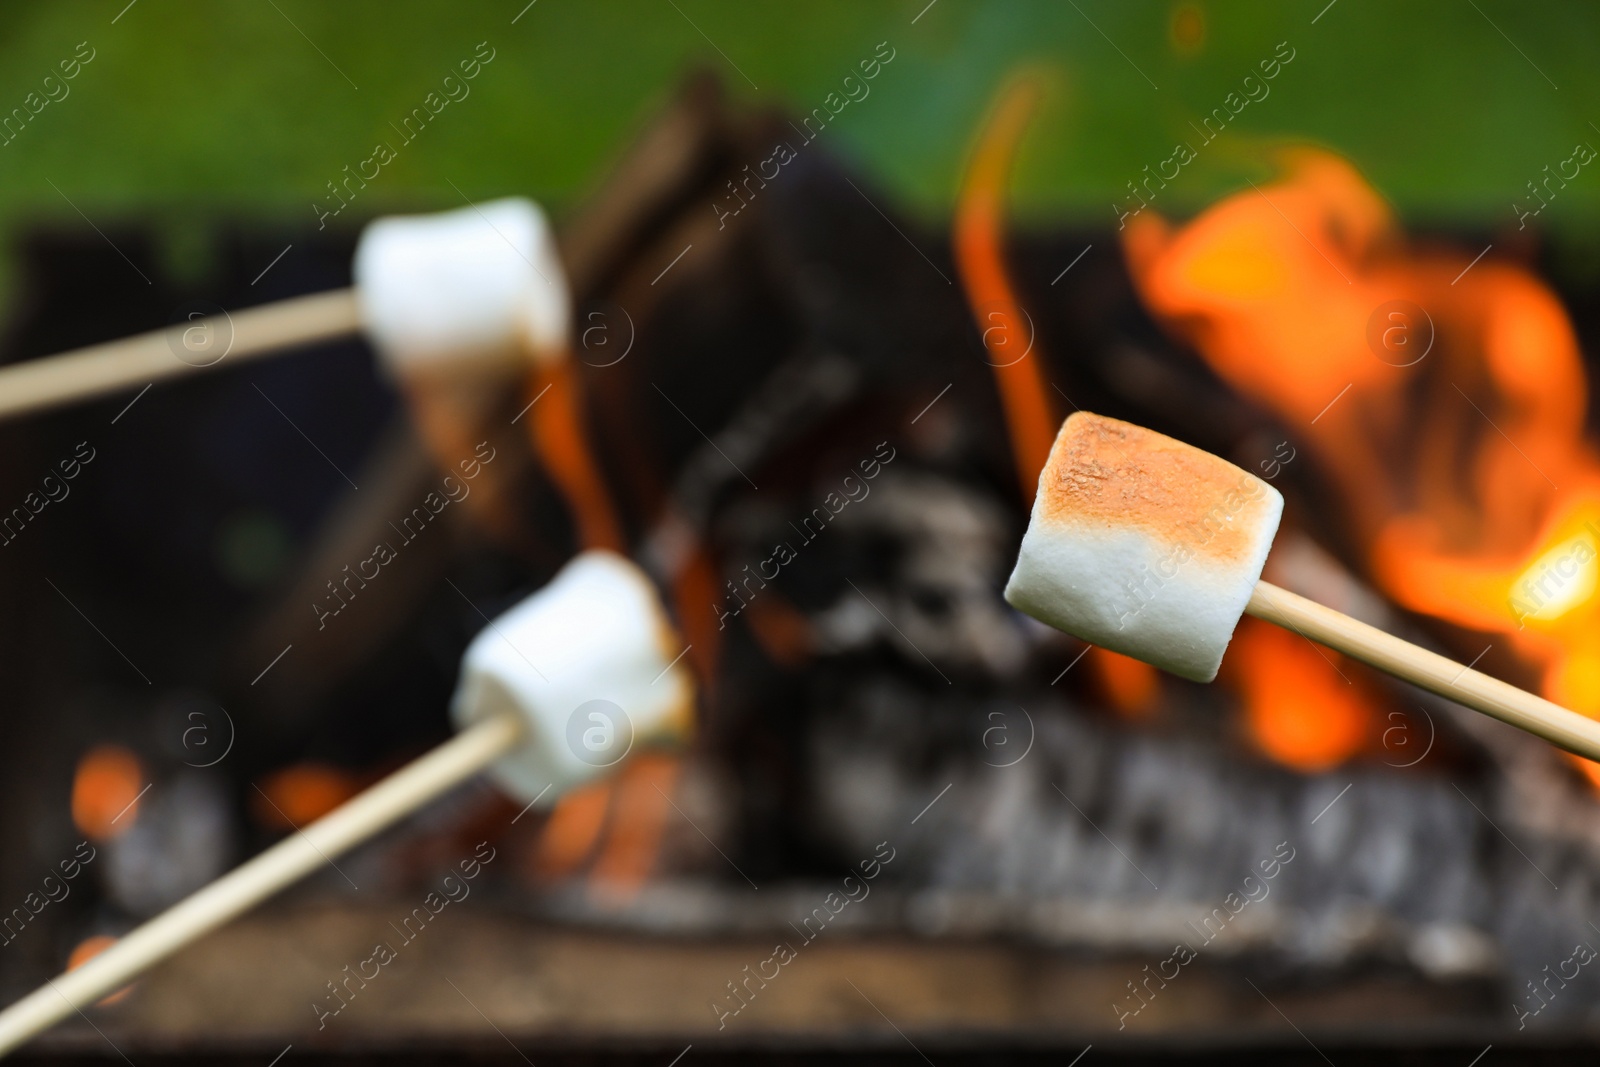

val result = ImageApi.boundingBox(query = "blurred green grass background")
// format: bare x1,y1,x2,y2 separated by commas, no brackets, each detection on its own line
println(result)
1,0,1598,302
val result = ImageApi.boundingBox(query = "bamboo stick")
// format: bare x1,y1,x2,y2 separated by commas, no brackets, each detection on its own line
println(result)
1247,580,1600,761
0,289,361,421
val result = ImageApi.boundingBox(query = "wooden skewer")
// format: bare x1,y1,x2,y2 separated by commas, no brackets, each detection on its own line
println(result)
1247,580,1600,762
0,289,361,422
0,713,521,1059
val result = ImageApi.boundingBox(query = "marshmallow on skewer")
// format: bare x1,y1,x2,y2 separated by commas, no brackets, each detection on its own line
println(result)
1005,411,1283,682
0,550,693,1056
1005,412,1600,766
353,196,570,374
452,549,694,802
0,198,575,421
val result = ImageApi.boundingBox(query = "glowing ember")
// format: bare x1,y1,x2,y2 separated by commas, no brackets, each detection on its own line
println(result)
71,746,144,842
66,936,132,1005
253,764,361,829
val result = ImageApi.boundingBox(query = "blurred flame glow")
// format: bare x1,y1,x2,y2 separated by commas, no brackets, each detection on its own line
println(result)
1124,148,1600,777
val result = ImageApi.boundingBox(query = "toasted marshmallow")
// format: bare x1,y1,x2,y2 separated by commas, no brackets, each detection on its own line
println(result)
1005,412,1283,682
450,551,694,804
353,197,570,375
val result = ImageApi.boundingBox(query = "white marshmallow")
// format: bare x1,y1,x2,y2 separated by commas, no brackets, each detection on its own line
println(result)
353,197,570,374
450,550,694,804
1005,412,1283,682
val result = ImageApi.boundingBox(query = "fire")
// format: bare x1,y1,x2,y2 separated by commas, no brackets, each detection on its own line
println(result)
589,753,682,895
524,359,625,553
529,778,611,880
1513,525,1599,625
1090,647,1160,717
1123,148,1600,774
71,746,144,842
1226,619,1373,771
957,77,1163,707
954,74,1059,504
527,755,685,897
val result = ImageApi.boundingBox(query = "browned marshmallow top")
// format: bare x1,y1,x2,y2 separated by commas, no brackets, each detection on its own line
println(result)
1040,412,1275,566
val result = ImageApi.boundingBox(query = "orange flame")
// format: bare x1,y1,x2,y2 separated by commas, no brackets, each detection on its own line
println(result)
954,75,1059,503
1124,148,1600,774
958,76,1161,706
1226,619,1373,771
589,753,683,896
526,755,687,897
528,778,612,880
525,359,626,553
1089,647,1160,718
